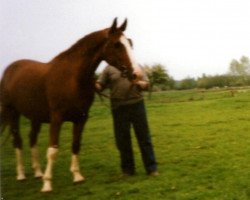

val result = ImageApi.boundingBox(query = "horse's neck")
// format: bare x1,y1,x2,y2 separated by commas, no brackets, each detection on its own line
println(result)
78,54,102,84
77,40,105,84
50,32,106,83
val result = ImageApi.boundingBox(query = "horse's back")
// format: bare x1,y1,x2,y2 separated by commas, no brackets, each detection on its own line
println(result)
0,59,50,122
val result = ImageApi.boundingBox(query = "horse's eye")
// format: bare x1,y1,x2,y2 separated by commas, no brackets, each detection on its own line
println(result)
114,42,122,49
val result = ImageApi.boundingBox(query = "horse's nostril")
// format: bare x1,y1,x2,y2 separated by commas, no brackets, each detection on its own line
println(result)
132,73,137,80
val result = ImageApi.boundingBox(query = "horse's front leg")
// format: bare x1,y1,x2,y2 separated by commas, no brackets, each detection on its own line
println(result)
70,119,87,184
41,113,62,192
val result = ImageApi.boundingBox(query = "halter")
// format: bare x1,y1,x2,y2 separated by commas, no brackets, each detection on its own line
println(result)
120,66,137,80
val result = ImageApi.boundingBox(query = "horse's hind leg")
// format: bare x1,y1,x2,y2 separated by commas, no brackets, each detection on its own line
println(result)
70,120,86,183
29,121,43,178
9,109,26,180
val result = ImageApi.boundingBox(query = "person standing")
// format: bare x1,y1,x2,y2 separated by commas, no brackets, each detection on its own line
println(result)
95,65,158,176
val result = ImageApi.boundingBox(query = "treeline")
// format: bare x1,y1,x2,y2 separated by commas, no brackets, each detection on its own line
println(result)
176,75,250,90
144,56,250,91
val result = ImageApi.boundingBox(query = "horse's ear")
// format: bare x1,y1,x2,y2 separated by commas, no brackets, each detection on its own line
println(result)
109,17,118,34
119,18,127,32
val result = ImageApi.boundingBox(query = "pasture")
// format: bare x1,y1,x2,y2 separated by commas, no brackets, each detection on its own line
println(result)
1,88,250,200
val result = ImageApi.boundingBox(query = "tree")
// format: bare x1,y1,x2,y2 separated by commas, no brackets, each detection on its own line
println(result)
227,56,250,86
229,56,250,76
178,77,197,90
143,63,174,98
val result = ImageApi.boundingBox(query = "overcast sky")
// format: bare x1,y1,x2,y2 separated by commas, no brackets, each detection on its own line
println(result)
1,0,250,80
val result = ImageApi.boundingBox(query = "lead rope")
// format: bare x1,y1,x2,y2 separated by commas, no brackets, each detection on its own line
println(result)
96,90,111,109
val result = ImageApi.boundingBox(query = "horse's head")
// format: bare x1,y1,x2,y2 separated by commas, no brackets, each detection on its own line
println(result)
102,18,140,80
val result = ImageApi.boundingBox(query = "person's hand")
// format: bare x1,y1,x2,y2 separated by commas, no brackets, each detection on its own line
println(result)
95,82,102,91
132,69,142,81
133,80,149,90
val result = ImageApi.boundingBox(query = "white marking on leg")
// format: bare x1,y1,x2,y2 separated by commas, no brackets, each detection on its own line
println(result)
41,147,58,192
70,154,85,183
15,148,26,180
31,146,43,178
120,35,142,76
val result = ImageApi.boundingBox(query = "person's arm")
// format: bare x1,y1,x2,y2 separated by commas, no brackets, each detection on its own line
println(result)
95,81,103,92
95,66,109,92
134,80,149,90
132,67,150,90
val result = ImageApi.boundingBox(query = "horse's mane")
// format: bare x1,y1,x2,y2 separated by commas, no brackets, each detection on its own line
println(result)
51,28,109,62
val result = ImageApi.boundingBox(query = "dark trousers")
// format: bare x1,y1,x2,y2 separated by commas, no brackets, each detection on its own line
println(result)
111,100,157,174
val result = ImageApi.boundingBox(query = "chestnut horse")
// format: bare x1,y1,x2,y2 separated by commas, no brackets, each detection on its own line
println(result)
0,18,139,192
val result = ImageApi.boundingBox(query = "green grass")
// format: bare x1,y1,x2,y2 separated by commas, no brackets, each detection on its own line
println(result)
1,88,250,200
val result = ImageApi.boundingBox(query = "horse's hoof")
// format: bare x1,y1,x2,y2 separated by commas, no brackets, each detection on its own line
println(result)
73,177,85,185
73,173,85,184
34,171,43,179
74,180,85,185
41,180,53,193
41,188,52,193
17,174,26,181
34,175,43,180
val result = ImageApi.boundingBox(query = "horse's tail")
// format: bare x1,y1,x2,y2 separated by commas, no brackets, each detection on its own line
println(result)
0,77,11,147
0,106,12,147
0,105,8,135
0,73,10,135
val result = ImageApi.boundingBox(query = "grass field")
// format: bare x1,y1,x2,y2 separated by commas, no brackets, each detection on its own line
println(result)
1,88,250,200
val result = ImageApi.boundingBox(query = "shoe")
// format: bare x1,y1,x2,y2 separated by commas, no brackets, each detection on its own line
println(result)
148,171,159,177
119,172,134,179
122,172,135,177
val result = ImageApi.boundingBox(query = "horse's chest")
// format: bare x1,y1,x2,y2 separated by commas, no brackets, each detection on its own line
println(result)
62,95,94,122
48,77,92,99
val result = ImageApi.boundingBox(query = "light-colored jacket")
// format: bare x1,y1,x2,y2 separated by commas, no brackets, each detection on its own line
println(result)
97,65,149,108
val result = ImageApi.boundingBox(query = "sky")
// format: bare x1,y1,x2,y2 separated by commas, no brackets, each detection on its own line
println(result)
1,0,250,80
